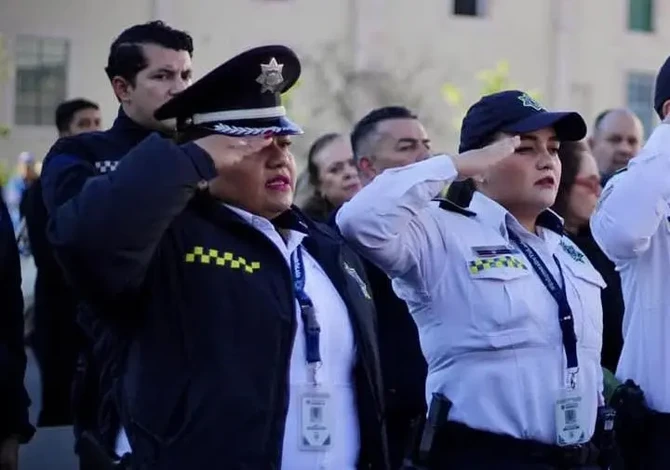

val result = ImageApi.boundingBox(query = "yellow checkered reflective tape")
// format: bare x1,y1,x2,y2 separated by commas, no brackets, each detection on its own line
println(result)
468,255,528,274
184,246,261,273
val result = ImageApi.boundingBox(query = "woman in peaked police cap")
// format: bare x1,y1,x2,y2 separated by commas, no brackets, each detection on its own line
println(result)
43,44,389,470
337,90,609,470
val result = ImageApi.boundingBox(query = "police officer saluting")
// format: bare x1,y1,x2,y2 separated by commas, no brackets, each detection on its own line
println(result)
42,45,388,469
338,91,607,469
591,56,670,469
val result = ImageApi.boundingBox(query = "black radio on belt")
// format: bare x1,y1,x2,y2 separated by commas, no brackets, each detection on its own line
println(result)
401,393,453,469
419,393,453,462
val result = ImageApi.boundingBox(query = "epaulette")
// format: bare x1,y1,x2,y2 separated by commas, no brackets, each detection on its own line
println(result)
433,197,477,217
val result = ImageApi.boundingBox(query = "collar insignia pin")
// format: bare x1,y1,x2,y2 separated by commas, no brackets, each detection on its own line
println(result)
343,262,372,300
560,240,585,263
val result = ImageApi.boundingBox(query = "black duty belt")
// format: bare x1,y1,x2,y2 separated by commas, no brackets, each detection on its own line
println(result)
435,421,599,467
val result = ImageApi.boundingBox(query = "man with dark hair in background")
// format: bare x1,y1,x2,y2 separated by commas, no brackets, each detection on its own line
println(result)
21,98,102,429
342,106,430,469
39,21,194,467
55,99,102,137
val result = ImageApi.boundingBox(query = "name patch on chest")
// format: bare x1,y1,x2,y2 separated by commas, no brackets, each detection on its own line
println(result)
468,255,528,274
470,245,520,258
184,246,261,273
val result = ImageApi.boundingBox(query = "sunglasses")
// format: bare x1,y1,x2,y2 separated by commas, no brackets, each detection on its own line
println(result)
573,176,602,195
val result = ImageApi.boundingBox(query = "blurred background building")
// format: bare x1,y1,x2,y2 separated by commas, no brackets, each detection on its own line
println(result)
0,0,665,168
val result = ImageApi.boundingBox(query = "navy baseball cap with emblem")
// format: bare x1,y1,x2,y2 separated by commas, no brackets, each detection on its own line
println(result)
154,45,302,136
458,90,587,152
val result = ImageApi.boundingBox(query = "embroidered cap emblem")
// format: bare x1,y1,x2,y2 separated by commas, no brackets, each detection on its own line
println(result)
518,93,546,111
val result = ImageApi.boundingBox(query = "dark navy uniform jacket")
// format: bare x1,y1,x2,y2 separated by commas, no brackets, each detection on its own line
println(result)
0,197,34,444
41,130,389,469
41,108,154,446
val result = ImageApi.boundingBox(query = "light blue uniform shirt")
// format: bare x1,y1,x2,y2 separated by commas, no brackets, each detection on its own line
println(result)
337,155,605,444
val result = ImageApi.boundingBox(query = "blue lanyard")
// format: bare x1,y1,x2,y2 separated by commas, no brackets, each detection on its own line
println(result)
290,247,321,365
507,231,579,375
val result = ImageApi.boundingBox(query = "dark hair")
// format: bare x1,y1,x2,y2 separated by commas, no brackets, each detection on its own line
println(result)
350,106,417,160
593,109,613,133
306,133,341,186
105,21,194,85
552,141,585,217
55,98,99,133
299,133,342,222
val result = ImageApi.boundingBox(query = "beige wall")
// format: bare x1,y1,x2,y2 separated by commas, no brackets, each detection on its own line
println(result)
1,0,669,169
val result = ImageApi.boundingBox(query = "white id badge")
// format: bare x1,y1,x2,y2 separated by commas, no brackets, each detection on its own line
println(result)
299,391,332,451
555,388,588,446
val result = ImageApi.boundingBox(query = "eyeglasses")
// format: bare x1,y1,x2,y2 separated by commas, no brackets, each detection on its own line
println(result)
573,176,602,195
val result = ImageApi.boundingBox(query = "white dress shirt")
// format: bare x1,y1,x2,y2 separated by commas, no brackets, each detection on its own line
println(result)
337,155,605,444
115,205,360,469
591,123,670,412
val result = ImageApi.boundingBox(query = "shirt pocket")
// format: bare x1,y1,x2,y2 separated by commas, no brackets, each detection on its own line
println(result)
466,256,534,347
562,260,606,350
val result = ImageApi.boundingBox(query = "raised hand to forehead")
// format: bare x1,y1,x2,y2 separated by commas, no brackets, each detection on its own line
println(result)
193,134,275,170
451,136,521,179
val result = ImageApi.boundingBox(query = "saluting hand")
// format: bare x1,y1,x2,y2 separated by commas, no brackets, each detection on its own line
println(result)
450,136,521,179
193,134,274,172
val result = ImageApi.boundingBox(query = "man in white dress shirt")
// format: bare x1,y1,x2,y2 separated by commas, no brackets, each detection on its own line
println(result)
591,55,670,470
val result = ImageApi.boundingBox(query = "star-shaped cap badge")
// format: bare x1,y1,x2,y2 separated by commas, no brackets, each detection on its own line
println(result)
518,93,546,111
256,58,285,93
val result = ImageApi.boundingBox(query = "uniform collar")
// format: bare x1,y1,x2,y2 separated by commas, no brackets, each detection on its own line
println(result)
222,204,309,235
110,107,171,144
469,191,565,243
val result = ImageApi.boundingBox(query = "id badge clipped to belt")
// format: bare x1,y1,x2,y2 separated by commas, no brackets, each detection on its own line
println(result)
555,368,588,446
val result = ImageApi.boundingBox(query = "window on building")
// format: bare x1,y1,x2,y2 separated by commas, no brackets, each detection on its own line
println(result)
626,71,656,138
14,36,69,126
628,0,653,32
453,0,485,17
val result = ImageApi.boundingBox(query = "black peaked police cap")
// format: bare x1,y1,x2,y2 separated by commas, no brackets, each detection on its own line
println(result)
154,45,302,136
